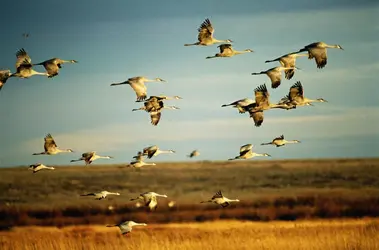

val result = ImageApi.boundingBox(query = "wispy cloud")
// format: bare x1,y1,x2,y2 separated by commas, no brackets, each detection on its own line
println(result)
16,106,379,156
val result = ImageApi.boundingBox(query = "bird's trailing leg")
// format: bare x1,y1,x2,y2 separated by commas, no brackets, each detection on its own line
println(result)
132,107,145,112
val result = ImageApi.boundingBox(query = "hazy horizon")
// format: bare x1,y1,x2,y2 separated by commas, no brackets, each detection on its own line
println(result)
0,0,378,167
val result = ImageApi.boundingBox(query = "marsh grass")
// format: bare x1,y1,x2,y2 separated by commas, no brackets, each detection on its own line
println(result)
1,219,378,250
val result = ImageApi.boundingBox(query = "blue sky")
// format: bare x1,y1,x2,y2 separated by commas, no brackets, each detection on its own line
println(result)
0,0,378,167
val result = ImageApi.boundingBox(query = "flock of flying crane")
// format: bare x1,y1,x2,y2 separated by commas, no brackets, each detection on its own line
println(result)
1,18,343,235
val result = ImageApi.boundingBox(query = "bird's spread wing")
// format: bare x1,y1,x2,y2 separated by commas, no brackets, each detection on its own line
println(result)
130,82,147,101
284,69,295,80
142,146,152,155
0,70,11,91
198,18,214,42
82,151,95,158
150,111,161,126
310,48,327,69
281,57,296,80
274,135,284,141
254,84,269,106
221,202,230,207
145,99,163,112
44,134,57,151
239,149,250,157
278,95,291,104
147,146,158,158
144,100,156,112
290,81,303,100
218,44,233,54
146,195,157,207
43,62,59,77
212,190,223,199
250,111,264,127
15,48,32,69
146,145,158,153
267,70,282,89
240,144,253,153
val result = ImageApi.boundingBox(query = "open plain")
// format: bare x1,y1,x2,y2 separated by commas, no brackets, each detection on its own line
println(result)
0,158,378,249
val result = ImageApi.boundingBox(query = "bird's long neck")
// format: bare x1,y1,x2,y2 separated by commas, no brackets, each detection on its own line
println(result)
57,148,72,153
164,96,175,100
214,39,229,44
62,60,75,64
32,70,48,76
134,223,147,226
234,50,250,55
303,97,321,103
155,194,166,197
159,150,174,154
142,162,155,166
144,78,158,82
326,44,340,49
45,166,55,170
163,106,177,110
107,192,118,195
270,103,291,109
253,152,267,157
206,55,218,59
97,155,110,159
285,140,299,144
224,198,239,202
162,96,180,101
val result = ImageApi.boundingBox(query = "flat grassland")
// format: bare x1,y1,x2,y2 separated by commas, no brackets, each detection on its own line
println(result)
0,158,379,228
1,219,378,250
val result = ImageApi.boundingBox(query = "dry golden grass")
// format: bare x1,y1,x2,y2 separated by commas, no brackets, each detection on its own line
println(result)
1,219,378,250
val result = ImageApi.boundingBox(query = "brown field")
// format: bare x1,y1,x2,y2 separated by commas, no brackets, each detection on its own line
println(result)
1,219,378,250
0,158,379,228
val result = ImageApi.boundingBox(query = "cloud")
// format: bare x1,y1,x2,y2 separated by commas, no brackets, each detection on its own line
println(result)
17,106,379,155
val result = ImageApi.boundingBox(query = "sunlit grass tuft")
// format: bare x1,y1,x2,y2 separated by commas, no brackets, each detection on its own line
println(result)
1,219,378,250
